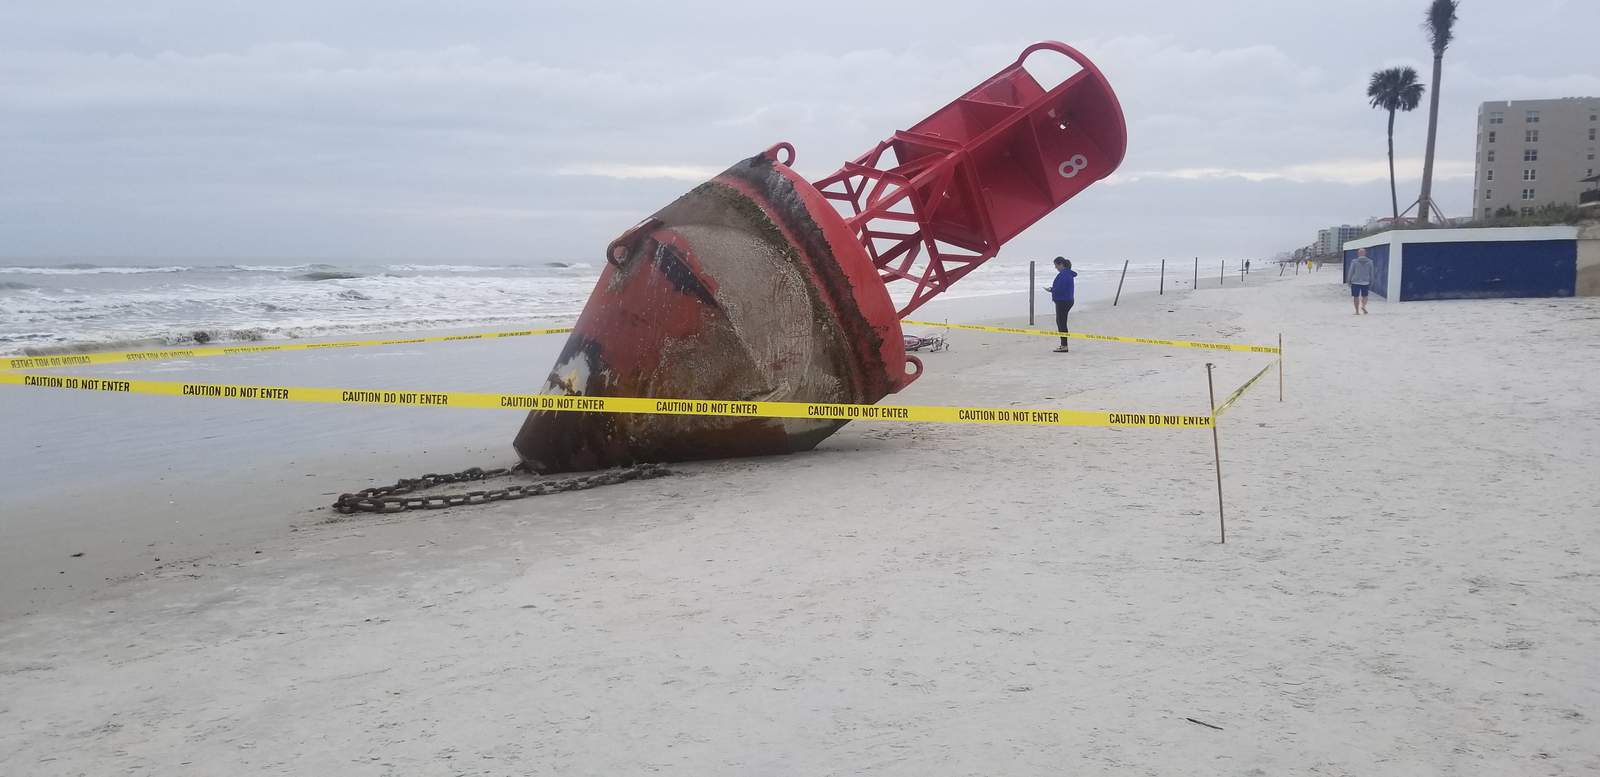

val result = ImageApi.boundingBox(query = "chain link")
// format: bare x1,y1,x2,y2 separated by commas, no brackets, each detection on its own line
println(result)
332,462,671,515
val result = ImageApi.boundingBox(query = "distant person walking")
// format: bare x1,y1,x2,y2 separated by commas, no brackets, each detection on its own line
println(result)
1044,256,1077,352
1347,248,1376,315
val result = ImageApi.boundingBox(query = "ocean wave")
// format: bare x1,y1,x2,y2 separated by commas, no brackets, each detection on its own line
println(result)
298,271,364,281
226,263,339,273
0,281,36,290
0,261,601,277
381,262,594,273
18,327,270,355
10,313,573,355
383,263,516,273
1,267,600,352
0,265,192,275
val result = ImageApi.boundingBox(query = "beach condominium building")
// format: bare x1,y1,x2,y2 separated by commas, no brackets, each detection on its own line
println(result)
1473,97,1600,218
1314,225,1362,257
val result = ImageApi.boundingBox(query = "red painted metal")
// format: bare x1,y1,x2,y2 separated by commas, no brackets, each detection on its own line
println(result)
513,148,919,473
514,41,1123,473
812,41,1127,315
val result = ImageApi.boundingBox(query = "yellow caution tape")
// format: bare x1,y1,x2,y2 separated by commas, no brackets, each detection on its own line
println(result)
1214,361,1275,417
4,318,1276,373
0,371,1213,429
902,320,1280,354
1,326,575,372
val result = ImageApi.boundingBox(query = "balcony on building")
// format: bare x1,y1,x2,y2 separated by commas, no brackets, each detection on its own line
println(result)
1581,172,1600,206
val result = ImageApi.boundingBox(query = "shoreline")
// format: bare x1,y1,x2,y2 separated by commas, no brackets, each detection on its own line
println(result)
4,272,1597,773
0,256,1211,358
0,273,1262,618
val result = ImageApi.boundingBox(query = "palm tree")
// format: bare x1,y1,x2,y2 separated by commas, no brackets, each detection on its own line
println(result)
1368,67,1425,221
1416,0,1459,225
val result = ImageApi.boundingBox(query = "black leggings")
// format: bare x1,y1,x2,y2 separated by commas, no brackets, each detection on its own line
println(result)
1055,300,1073,347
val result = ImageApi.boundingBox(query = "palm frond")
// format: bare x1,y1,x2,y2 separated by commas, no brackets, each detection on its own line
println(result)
1367,66,1425,112
1424,0,1460,55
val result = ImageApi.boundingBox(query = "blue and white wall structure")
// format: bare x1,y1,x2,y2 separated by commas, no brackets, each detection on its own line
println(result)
1342,224,1600,302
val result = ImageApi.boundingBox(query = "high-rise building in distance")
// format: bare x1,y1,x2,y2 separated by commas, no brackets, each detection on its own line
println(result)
1473,98,1600,218
1315,225,1362,257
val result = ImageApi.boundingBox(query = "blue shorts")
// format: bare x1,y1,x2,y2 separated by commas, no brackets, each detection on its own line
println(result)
1350,284,1370,297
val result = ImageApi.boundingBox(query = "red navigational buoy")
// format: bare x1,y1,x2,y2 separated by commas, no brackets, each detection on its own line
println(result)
514,41,1126,473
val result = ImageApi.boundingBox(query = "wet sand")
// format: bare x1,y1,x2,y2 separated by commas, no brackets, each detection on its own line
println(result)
0,269,1176,617
3,270,1599,774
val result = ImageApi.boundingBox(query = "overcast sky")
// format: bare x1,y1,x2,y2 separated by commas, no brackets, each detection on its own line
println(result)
2,0,1596,264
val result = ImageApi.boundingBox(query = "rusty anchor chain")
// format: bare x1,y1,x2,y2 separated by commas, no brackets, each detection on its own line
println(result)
332,462,671,515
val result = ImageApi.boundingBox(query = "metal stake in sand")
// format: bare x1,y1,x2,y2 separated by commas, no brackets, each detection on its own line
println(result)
1029,260,1036,326
1205,362,1226,544
1193,256,1198,289
1160,259,1165,295
1278,333,1284,402
1219,260,1225,285
1113,259,1129,306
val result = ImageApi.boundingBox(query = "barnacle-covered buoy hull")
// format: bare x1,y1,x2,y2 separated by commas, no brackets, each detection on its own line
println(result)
512,151,919,473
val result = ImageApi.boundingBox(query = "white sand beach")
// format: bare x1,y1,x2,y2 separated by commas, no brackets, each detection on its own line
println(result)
3,271,1599,775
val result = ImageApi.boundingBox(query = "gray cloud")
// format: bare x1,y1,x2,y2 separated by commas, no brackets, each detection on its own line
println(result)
1,1,1595,262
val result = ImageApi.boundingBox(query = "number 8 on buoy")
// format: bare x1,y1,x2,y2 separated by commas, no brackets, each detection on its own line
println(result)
1057,154,1089,179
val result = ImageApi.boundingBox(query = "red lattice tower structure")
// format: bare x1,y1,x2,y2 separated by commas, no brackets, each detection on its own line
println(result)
811,41,1127,316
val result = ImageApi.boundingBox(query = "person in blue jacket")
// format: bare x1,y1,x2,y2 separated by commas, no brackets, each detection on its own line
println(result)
1044,256,1077,352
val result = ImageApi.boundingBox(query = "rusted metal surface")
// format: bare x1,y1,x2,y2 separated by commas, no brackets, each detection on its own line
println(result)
514,41,1126,473
513,150,918,473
